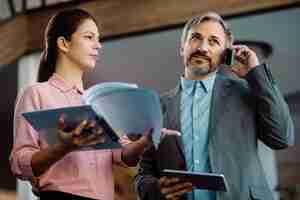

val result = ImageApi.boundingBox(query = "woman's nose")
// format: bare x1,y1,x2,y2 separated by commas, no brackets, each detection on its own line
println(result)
95,40,102,50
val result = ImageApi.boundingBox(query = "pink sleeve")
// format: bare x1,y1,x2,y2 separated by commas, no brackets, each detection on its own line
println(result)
9,86,41,180
112,148,127,167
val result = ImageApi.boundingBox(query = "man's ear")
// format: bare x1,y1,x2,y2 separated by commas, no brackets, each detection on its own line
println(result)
57,36,70,53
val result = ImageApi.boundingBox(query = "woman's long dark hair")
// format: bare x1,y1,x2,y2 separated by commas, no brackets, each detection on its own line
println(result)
38,9,98,82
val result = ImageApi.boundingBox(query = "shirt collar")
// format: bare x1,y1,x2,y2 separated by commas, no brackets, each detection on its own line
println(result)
48,73,84,94
180,73,216,95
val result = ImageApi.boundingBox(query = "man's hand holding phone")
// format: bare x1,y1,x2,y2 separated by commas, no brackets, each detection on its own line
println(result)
228,45,260,77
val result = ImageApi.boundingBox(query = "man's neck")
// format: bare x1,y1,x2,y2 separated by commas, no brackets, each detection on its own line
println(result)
184,71,217,81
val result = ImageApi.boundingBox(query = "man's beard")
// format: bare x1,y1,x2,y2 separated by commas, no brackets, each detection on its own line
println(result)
186,59,218,77
187,63,211,77
185,51,217,77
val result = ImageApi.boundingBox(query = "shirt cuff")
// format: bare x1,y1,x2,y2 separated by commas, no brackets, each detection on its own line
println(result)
112,148,128,167
17,149,37,179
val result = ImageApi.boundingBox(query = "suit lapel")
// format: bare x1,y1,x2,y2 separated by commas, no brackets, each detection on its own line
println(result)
166,68,235,169
166,85,186,164
208,68,234,140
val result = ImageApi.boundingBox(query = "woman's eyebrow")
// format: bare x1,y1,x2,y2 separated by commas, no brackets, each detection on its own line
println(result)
82,31,100,37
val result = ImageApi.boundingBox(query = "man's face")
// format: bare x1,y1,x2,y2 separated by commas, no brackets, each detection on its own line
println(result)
181,20,227,79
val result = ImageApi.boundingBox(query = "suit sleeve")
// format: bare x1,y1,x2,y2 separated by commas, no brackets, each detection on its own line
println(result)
245,63,294,149
134,144,166,200
134,98,168,200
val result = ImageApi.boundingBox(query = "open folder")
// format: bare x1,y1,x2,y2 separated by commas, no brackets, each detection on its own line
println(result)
22,82,163,150
161,169,228,191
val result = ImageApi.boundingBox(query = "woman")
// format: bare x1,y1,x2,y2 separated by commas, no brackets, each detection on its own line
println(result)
10,9,152,200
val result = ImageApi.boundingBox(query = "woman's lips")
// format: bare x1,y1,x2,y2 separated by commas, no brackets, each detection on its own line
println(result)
90,55,99,61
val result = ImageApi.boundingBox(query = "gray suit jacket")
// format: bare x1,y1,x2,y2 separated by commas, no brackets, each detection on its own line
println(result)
135,64,294,200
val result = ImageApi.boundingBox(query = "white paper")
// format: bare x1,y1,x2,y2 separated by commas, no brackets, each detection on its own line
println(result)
23,82,162,149
83,83,162,147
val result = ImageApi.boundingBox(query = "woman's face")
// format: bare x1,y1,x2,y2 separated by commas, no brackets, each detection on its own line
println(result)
64,19,101,71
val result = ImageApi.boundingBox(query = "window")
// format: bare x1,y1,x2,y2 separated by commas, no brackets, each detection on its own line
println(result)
0,1,12,21
0,0,79,24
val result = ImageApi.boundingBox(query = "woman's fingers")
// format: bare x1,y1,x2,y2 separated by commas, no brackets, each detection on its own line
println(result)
77,126,105,146
144,128,154,137
73,120,88,136
161,128,181,140
119,135,132,145
58,114,65,130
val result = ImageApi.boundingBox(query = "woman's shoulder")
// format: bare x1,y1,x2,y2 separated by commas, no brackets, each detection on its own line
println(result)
17,81,53,103
21,81,52,94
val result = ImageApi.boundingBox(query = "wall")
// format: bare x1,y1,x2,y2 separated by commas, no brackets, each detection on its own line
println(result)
0,62,18,190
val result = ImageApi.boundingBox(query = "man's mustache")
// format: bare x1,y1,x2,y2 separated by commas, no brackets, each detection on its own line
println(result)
189,51,211,63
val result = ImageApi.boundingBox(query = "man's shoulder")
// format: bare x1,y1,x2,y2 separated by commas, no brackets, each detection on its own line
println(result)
159,86,180,114
160,85,180,100
217,69,250,92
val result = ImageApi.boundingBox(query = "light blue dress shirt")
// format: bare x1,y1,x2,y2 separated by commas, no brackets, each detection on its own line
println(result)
180,73,216,200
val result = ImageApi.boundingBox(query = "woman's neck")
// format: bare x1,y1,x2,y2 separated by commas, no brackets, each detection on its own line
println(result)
55,60,84,91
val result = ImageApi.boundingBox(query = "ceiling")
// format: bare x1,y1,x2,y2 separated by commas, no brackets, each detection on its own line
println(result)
87,7,300,96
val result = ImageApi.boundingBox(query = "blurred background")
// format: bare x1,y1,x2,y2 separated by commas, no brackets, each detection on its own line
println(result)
0,0,299,200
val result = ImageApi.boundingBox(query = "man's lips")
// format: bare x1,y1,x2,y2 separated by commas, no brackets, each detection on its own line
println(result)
189,54,211,64
190,53,210,60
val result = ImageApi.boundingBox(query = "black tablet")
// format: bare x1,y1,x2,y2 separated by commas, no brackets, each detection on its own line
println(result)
161,169,228,191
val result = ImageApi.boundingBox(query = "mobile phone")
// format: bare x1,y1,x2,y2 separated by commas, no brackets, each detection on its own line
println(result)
224,48,235,66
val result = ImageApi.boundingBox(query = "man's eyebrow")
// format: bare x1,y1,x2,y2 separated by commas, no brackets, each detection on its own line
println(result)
210,35,221,40
192,32,201,35
191,32,202,37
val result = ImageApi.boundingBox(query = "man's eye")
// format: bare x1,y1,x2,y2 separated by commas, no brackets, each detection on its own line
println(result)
191,34,201,41
85,35,93,39
210,39,220,45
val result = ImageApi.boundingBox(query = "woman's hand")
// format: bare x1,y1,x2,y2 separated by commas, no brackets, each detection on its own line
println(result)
119,135,134,145
121,128,181,166
57,115,106,151
120,129,153,166
31,116,106,177
160,128,181,140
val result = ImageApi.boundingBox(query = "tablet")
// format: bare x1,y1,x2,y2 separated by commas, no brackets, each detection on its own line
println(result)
161,169,228,191
22,105,121,150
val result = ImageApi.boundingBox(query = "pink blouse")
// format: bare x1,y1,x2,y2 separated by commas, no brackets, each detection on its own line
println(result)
10,74,124,200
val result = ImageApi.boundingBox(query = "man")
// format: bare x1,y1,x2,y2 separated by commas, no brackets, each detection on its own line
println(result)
135,12,294,200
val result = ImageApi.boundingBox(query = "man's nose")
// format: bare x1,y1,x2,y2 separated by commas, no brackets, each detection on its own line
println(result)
197,40,209,53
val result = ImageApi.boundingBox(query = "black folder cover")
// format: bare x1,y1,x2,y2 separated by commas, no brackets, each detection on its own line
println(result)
161,169,228,191
22,105,121,149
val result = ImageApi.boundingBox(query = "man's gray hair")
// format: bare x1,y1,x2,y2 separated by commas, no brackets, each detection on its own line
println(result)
181,12,234,47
